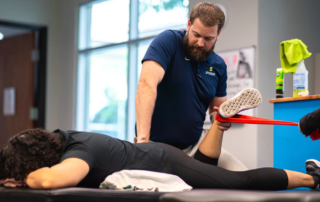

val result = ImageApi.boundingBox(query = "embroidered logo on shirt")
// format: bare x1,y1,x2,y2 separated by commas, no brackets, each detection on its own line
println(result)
205,71,215,76
206,67,215,76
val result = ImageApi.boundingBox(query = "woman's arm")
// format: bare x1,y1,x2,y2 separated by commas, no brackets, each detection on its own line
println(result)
25,158,89,189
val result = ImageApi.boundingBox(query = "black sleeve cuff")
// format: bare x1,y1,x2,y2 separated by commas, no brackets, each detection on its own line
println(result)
299,108,320,136
194,149,218,166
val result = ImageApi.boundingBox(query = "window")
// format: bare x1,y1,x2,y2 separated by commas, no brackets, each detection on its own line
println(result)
77,0,189,141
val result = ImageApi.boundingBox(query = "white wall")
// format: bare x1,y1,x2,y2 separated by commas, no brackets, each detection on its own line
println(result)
257,0,320,167
52,0,95,130
190,0,259,169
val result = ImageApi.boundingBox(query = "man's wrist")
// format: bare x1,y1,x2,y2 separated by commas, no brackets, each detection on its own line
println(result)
210,111,217,123
137,136,149,143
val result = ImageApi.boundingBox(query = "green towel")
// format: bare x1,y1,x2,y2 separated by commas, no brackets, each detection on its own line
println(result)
280,39,312,73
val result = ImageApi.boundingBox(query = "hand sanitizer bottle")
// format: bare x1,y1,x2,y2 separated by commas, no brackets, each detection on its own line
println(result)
293,60,308,97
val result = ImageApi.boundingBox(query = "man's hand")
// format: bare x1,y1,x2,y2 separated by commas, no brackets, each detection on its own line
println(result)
0,178,26,188
134,137,149,143
212,107,231,131
217,121,231,131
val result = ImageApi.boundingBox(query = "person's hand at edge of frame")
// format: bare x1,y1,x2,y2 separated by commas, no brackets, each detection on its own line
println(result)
298,123,308,138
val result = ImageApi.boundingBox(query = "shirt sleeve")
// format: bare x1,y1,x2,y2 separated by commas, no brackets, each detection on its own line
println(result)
142,30,176,71
215,63,228,97
60,143,94,170
299,108,320,136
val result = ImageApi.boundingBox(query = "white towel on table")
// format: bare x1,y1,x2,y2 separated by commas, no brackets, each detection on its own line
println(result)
99,170,192,192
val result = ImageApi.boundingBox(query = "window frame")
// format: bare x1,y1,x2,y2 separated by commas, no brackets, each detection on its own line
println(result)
77,0,188,141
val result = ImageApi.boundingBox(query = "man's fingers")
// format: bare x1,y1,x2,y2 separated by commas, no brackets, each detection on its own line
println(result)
217,121,231,131
219,123,231,127
218,126,230,131
217,121,231,128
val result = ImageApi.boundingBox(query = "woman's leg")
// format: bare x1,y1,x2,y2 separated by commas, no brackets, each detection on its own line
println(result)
194,89,262,168
195,115,248,171
174,88,315,190
186,130,248,170
198,120,223,159
192,121,223,166
285,170,315,189
163,144,315,190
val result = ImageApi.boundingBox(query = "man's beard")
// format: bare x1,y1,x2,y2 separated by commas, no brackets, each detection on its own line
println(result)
183,31,216,62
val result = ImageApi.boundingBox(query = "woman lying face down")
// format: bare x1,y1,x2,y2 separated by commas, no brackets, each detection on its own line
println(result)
0,126,320,191
0,129,65,188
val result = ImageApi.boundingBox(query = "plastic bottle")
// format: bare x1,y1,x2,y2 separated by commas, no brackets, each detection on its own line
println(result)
293,60,308,97
276,68,284,98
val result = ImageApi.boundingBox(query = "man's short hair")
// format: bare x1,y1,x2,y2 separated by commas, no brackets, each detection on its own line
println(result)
190,2,225,32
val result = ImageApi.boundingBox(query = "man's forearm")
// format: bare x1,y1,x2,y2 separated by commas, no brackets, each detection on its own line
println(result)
135,80,157,142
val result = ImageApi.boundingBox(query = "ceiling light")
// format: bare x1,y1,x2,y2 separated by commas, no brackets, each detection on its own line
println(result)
0,32,3,40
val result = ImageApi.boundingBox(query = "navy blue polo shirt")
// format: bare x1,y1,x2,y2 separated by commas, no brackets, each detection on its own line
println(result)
140,30,227,149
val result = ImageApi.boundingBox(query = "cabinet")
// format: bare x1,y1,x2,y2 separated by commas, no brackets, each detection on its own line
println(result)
269,96,320,176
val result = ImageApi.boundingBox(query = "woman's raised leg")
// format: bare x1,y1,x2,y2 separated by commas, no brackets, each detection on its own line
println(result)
164,143,317,190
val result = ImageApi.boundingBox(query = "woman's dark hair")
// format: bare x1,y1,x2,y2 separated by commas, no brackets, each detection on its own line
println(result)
0,150,7,180
0,128,65,180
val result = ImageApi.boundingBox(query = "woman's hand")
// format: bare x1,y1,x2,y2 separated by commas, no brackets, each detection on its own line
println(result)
0,178,26,188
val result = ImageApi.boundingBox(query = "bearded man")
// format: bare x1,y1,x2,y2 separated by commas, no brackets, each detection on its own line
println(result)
135,2,247,171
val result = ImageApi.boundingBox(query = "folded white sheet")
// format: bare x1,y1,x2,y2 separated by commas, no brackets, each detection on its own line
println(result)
99,170,192,192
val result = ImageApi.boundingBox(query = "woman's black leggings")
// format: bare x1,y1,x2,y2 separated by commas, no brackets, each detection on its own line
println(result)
162,144,288,190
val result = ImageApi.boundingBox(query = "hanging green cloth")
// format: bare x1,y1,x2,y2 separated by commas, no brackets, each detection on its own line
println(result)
280,39,312,73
